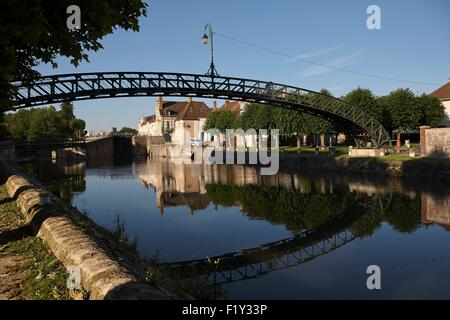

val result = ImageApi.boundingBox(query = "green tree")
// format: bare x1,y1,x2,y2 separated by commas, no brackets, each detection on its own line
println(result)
380,88,422,146
118,127,138,136
5,105,86,142
70,118,86,139
272,107,308,147
204,109,238,133
417,94,445,127
238,103,276,148
303,90,336,146
0,0,148,139
239,103,275,131
60,101,75,121
344,87,382,121
377,95,395,134
27,107,63,142
59,101,76,138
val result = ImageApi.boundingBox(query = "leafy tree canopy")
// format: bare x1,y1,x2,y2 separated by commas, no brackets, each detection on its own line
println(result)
344,87,382,122
204,109,238,133
0,0,148,139
5,102,86,142
379,88,422,131
416,94,445,127
119,127,138,135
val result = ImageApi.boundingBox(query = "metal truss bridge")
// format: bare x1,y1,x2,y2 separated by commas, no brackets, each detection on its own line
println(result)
9,72,390,146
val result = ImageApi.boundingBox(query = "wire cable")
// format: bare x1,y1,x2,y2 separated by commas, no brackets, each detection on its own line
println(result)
214,31,440,86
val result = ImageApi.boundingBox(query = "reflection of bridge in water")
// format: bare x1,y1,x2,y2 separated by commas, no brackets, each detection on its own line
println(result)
162,193,391,285
166,228,355,285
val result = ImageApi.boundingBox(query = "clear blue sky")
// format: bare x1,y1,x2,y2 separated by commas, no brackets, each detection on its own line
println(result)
36,0,450,131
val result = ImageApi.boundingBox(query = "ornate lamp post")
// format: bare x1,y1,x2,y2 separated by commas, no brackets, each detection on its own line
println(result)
202,23,219,77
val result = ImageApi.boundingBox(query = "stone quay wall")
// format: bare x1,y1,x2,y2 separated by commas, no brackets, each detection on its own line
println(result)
0,160,173,300
423,128,450,159
86,136,133,159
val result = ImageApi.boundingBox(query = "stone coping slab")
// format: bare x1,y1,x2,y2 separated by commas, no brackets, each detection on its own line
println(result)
0,160,172,300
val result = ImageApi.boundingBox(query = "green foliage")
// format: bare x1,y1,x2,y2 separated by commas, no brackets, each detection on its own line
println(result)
204,109,238,133
119,127,138,135
5,102,86,142
379,88,422,131
205,183,423,235
70,118,86,139
416,94,445,127
205,183,372,233
0,0,148,139
344,87,382,122
271,108,308,137
384,194,421,233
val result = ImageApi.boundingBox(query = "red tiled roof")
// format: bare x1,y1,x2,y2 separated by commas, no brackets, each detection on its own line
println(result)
430,79,450,101
141,114,155,125
161,101,187,116
144,99,212,122
220,101,242,117
179,101,211,120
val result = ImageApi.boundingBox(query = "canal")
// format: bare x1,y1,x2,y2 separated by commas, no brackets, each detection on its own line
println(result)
23,157,450,299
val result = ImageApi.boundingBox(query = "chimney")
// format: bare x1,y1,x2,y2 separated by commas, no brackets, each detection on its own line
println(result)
212,100,217,109
157,96,163,111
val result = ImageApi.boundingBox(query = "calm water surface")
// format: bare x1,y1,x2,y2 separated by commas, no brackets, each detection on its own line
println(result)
24,158,450,299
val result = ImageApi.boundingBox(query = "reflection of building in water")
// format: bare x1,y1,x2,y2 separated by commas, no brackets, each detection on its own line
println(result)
56,161,86,176
136,159,450,223
135,159,262,214
135,159,351,214
135,158,423,214
421,192,450,229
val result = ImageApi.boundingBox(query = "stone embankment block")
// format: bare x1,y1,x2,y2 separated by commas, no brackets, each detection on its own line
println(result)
0,160,171,300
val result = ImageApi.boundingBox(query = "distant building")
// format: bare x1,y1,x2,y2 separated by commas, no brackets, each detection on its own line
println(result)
137,115,157,136
430,77,450,127
85,130,108,137
220,101,257,147
137,97,212,145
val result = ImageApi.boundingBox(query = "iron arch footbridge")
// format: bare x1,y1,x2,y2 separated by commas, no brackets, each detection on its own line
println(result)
9,72,390,147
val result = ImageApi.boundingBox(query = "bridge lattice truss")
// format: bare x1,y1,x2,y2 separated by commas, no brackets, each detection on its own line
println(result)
167,229,354,286
10,72,390,146
164,193,392,286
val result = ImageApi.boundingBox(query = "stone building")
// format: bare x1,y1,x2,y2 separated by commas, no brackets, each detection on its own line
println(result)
137,97,212,144
430,77,450,127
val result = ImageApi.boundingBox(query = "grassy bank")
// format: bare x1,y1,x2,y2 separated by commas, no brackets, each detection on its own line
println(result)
0,185,75,300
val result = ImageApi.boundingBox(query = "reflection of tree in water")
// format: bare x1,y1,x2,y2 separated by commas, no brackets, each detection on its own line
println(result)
48,177,86,203
206,184,423,236
384,194,421,233
348,192,421,237
206,184,375,233
22,160,87,203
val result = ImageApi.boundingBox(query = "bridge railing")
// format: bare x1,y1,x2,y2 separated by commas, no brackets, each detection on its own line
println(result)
10,72,390,146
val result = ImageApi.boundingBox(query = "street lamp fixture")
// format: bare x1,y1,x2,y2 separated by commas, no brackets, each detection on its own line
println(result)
202,33,209,45
202,23,219,77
